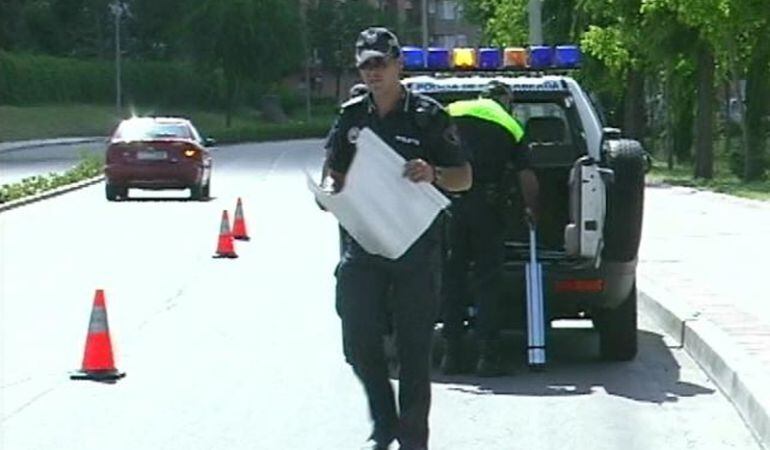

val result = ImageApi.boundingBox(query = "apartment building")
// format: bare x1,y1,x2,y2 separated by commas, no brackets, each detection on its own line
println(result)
293,0,482,100
425,0,482,47
367,0,483,47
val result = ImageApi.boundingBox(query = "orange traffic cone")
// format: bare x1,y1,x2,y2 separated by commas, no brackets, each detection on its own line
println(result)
213,210,238,258
71,289,125,381
232,197,250,241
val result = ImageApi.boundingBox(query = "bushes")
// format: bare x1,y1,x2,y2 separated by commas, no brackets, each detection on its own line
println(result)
212,117,333,144
0,152,103,203
122,60,221,107
0,51,221,107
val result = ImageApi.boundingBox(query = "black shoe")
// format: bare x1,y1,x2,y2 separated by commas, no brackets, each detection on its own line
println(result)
440,338,464,375
476,340,505,377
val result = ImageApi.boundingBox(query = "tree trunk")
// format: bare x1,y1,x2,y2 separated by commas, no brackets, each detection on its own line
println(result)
723,81,732,159
727,37,750,179
622,69,645,141
225,74,237,128
667,67,694,165
694,42,715,179
664,73,674,170
334,67,342,103
673,92,694,164
743,38,770,181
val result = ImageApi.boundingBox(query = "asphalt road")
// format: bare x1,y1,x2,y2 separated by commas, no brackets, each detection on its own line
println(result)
0,141,105,185
0,139,761,449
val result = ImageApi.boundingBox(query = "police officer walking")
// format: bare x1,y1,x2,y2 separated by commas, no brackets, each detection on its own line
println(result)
322,27,472,450
440,81,539,377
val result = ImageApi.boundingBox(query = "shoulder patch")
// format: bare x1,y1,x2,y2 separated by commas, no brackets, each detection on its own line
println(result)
341,94,368,110
411,92,443,114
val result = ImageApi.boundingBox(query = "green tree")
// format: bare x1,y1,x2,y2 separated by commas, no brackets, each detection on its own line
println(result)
644,0,770,179
126,0,190,59
307,0,385,100
578,0,649,141
0,0,22,50
186,0,302,125
459,0,527,45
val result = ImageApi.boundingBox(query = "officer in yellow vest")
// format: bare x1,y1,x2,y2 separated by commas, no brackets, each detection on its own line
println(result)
441,80,539,376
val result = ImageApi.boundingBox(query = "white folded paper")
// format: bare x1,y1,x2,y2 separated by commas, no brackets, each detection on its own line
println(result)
308,127,450,259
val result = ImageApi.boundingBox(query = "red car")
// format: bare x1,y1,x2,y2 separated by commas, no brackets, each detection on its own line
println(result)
104,117,213,201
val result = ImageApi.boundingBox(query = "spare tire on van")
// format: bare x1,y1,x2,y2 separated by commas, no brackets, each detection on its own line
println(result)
601,139,646,262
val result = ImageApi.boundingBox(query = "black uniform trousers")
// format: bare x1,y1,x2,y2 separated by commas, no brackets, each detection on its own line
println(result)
336,232,441,449
443,187,506,342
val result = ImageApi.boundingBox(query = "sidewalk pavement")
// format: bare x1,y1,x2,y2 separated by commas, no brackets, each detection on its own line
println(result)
639,183,770,449
0,137,105,154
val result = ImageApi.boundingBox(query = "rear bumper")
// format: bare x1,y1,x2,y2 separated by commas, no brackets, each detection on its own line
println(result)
105,163,205,189
500,258,637,323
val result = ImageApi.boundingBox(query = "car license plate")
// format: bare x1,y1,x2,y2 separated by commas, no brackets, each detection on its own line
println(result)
137,150,167,160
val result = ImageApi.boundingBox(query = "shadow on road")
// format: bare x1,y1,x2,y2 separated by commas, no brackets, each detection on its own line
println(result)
424,328,714,405
116,196,215,203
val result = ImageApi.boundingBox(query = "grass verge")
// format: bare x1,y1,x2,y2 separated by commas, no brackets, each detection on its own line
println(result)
0,153,103,203
0,103,335,142
647,150,770,202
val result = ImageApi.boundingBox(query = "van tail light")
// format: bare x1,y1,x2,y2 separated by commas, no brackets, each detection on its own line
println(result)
555,279,604,294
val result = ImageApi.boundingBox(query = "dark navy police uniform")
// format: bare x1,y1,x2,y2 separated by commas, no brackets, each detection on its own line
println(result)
442,115,530,344
326,87,466,449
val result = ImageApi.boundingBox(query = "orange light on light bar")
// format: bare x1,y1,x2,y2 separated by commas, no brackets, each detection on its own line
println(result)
555,279,605,293
504,47,528,68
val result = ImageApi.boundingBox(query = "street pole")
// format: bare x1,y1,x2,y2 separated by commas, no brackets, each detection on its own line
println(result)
421,0,428,49
109,1,124,116
301,2,311,121
528,0,543,45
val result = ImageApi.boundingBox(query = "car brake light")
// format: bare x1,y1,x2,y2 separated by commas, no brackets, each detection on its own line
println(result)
555,279,604,293
183,148,197,158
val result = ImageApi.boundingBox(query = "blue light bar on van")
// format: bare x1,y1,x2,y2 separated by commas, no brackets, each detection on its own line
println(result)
554,45,581,68
478,48,502,70
402,46,425,70
529,46,554,69
427,48,451,70
403,45,580,71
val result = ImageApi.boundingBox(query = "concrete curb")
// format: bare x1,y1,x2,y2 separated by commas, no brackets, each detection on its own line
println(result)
640,285,770,449
0,137,105,154
0,175,104,213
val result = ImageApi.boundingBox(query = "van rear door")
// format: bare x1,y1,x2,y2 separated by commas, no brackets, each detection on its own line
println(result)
564,156,607,264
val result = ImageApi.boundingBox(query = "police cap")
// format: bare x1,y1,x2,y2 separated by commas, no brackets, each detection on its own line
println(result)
355,27,401,68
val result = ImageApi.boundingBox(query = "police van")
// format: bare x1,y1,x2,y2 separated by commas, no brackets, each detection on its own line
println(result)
403,45,647,361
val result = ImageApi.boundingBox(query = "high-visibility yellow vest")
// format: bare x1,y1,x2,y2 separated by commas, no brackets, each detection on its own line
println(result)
447,98,525,142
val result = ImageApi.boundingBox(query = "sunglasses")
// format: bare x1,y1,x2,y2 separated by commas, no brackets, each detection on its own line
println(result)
359,56,390,71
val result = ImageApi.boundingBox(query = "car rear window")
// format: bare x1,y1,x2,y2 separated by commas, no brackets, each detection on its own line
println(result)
114,120,193,141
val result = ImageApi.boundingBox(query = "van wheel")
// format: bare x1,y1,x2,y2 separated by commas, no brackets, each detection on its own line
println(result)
602,139,646,262
595,284,638,361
